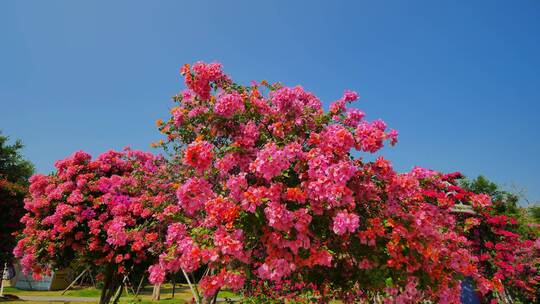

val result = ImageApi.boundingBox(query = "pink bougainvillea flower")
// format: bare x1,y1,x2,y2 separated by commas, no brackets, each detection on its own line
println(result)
214,92,245,118
332,210,360,235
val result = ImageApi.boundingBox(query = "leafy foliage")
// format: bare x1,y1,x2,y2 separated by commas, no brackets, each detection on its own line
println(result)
0,131,34,264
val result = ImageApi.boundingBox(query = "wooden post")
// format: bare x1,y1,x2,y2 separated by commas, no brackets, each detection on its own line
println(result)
182,268,199,304
89,270,96,288
134,275,144,299
112,281,124,304
151,283,161,301
61,267,90,295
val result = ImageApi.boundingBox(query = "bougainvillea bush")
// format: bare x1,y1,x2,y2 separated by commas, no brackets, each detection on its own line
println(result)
419,173,540,303
14,149,176,304
449,177,540,303
14,62,539,304
147,62,537,303
472,210,540,302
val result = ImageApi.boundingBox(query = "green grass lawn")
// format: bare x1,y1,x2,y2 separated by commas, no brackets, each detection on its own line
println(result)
2,285,101,298
4,302,92,304
1,281,238,303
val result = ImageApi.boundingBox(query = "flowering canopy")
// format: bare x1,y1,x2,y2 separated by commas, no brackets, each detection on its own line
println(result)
14,149,176,280
148,61,536,303
13,61,539,303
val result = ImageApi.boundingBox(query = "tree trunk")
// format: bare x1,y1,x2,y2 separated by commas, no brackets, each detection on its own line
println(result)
99,266,112,304
171,276,176,299
99,265,122,304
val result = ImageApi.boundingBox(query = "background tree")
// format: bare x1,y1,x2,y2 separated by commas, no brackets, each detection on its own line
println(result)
460,175,520,216
460,175,538,237
0,131,34,286
526,204,540,225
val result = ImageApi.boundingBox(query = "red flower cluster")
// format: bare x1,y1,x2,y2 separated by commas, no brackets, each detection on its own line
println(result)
468,211,539,301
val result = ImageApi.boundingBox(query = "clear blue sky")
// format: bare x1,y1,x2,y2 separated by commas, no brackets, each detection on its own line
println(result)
1,1,539,204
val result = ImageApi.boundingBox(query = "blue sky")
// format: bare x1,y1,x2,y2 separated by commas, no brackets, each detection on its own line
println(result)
1,1,539,204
